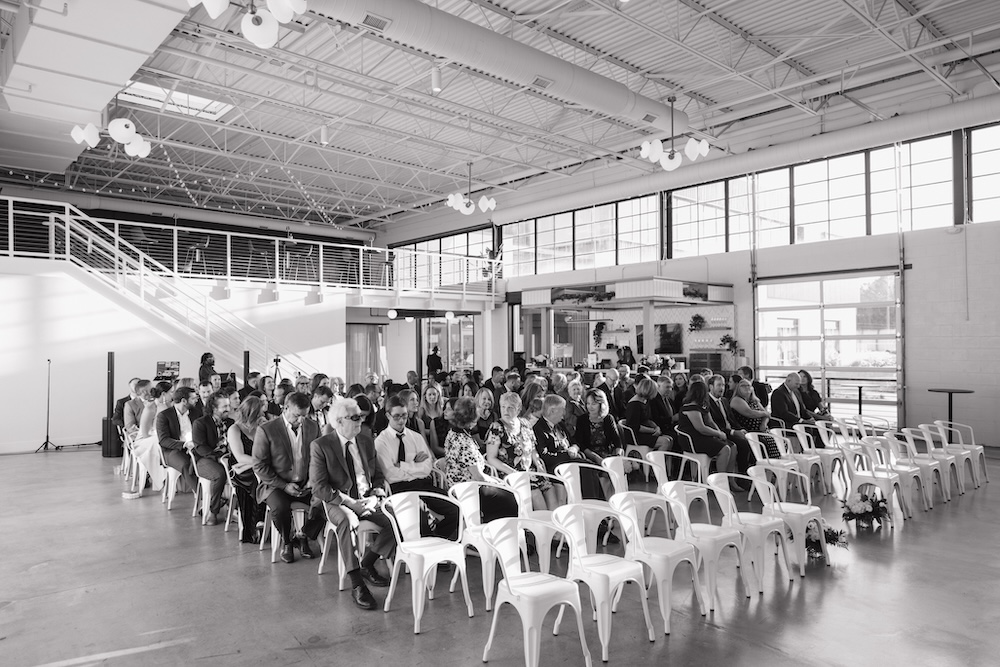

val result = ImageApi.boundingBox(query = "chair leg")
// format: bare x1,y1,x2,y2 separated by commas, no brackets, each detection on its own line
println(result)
383,555,404,613
410,556,427,634
482,600,502,663
569,600,594,667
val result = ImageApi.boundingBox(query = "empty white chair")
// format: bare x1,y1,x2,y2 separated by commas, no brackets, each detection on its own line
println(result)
745,433,799,501
646,450,712,523
660,481,754,611
898,428,950,503
838,441,905,524
481,517,592,667
907,426,963,497
862,436,926,515
609,491,705,635
707,473,792,593
746,467,830,576
769,428,824,497
809,422,850,492
382,492,474,634
672,429,711,484
932,421,987,488
552,503,656,662
504,471,566,573
554,462,619,546
449,481,513,611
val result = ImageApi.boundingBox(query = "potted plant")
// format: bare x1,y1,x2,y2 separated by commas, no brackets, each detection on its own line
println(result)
688,314,705,332
719,334,739,355
593,322,606,349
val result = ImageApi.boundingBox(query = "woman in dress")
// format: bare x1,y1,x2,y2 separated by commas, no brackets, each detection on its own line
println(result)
625,377,672,451
797,369,831,418
131,381,172,491
678,382,734,474
485,392,558,510
574,389,622,500
444,397,518,523
562,380,587,441
670,373,690,415
226,396,266,543
472,388,496,449
730,379,780,458
417,383,447,458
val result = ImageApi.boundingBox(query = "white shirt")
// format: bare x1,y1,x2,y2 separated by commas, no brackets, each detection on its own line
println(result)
375,426,434,484
175,405,193,443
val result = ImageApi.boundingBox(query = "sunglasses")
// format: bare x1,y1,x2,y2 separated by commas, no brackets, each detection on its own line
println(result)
341,413,364,422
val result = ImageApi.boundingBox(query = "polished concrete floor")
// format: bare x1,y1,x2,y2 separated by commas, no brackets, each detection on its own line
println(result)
1,449,998,667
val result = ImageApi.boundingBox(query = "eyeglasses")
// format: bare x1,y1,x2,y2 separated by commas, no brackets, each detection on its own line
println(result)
389,412,408,421
341,413,363,422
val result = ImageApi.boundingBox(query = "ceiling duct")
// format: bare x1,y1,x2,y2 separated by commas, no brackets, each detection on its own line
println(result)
314,0,688,136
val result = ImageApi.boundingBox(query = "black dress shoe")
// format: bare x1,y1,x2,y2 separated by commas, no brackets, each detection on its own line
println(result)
298,537,316,559
361,565,390,588
280,544,295,564
352,584,377,610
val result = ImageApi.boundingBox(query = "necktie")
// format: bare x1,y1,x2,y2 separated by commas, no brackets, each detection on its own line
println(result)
345,441,359,499
397,432,406,463
291,423,300,435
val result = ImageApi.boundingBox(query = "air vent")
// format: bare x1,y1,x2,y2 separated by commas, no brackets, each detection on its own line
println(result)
361,13,392,32
642,113,658,124
530,76,553,90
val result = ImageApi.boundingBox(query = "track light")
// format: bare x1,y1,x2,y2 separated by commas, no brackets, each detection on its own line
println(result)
431,66,442,93
320,126,329,145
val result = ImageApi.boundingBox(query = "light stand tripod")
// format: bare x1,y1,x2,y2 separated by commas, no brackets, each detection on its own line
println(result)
271,356,283,383
36,359,57,452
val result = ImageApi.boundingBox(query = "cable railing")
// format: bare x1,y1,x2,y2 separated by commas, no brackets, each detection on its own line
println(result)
1,196,323,378
1,195,500,298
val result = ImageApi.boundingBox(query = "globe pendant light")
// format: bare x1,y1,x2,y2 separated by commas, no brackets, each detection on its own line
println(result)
242,5,279,49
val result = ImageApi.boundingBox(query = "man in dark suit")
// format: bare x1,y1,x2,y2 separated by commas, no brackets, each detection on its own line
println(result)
124,380,151,434
484,366,505,405
191,392,232,525
252,391,324,563
595,368,619,419
156,387,198,491
189,381,214,422
738,366,772,408
112,378,139,442
310,397,395,610
770,373,820,443
649,375,675,442
708,375,753,476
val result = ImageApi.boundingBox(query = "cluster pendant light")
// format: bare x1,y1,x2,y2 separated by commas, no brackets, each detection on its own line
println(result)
445,163,496,216
186,0,307,49
71,118,151,157
639,96,710,172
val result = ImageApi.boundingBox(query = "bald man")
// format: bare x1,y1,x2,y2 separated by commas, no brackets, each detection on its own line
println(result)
595,368,620,419
770,373,817,429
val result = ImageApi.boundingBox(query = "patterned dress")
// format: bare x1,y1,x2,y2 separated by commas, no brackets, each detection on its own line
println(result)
484,418,551,491
445,427,491,488
731,395,780,458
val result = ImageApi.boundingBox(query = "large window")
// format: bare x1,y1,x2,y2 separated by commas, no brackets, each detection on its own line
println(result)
794,154,866,243
501,220,535,278
672,182,725,258
574,204,616,269
618,195,659,264
756,168,791,249
971,124,1000,224
757,272,899,425
536,212,573,275
870,135,952,234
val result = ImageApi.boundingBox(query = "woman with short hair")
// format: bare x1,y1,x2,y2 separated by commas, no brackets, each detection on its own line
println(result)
678,382,733,472
625,377,671,451
485,392,558,510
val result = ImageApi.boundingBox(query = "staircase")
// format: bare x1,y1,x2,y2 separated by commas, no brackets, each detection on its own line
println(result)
2,196,318,379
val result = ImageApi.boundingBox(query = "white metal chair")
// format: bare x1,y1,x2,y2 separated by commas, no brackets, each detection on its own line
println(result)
551,503,656,662
158,443,183,510
430,457,449,490
601,455,668,535
619,422,656,482
897,428,950,503
659,481,754,611
554,462,619,546
449,481,514,611
746,467,829,577
504,471,566,574
838,441,905,523
808,422,850,492
672,429,711,484
609,491,706,635
645,450,712,523
769,428,824,497
382,492,474,634
316,503,388,588
222,458,242,535
261,502,310,563
706,473,792,593
907,426,963,497
481,518,592,667
745,433,799,501
932,420,987,488
861,436,925,516
187,449,214,524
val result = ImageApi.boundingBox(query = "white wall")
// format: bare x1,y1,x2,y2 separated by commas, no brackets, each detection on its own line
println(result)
385,319,419,381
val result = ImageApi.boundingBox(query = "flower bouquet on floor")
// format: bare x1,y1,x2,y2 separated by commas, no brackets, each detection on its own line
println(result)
841,491,889,528
787,519,849,559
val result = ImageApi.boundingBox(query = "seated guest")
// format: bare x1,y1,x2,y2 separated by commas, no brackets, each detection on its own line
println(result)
770,373,819,433
737,365,772,408
190,380,214,421
125,380,151,434
707,375,753,478
191,392,232,525
156,387,199,491
484,366,505,404
472,388,496,449
138,382,171,440
209,373,222,393
364,383,381,410
501,371,522,400
677,382,734,476
251,392,324,564
797,369,831,419
268,384,287,419
417,383,447,458
649,374,676,437
551,373,568,400
294,375,311,394
725,374,742,401
239,372,261,401
572,389,621,502
132,382,172,491
256,374,276,407
309,386,334,434
113,378,140,436
445,396,518,523
460,381,480,400
227,396,267,543
669,373,689,415
355,395,377,442
534,395,582,478
730,379,780,459
486,392,560,509
594,368,619,420
374,396,459,538
625,378,672,452
405,370,421,394
330,376,346,398
562,381,587,441
521,395,544,429
224,386,241,412
396,389,423,436
311,398,396,610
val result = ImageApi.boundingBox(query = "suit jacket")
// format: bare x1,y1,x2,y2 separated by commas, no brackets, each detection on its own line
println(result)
156,406,188,451
753,380,771,408
707,396,739,436
613,384,629,419
189,399,205,422
770,384,812,427
251,417,321,503
596,382,617,418
112,395,130,429
192,414,233,459
309,431,384,507
124,397,144,432
649,394,674,431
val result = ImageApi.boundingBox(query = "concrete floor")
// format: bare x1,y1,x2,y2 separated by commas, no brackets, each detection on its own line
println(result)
1,449,998,667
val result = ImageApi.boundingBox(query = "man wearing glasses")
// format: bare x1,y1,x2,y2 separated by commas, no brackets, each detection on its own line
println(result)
251,392,325,564
374,395,459,539
310,398,396,610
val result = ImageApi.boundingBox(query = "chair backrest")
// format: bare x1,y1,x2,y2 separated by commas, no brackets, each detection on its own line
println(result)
745,466,799,510
647,486,696,539
482,517,567,587
450,481,496,528
551,503,617,557
900,427,932,457
834,418,863,441
860,436,891,468
917,424,948,453
504,470,564,516
608,491,670,551
601,455,665,494
664,479,739,527
554,462,612,504
674,428,697,454
791,424,819,452
645,450,704,486
187,448,199,472
812,421,842,448
882,432,912,463
705,473,753,526
769,428,801,453
384,491,463,544
745,432,770,461
767,431,795,458
619,422,638,449
934,420,975,447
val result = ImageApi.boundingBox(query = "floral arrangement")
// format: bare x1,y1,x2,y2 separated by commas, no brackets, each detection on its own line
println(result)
639,355,676,371
688,313,705,332
842,492,890,527
593,322,606,348
787,518,849,558
719,334,739,354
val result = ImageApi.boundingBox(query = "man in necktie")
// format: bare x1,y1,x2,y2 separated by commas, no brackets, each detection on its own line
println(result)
708,375,753,481
310,398,396,610
251,392,325,564
374,395,459,539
